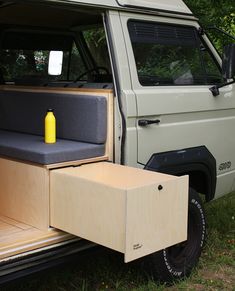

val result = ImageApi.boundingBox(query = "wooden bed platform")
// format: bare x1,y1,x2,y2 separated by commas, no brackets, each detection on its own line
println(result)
0,215,74,260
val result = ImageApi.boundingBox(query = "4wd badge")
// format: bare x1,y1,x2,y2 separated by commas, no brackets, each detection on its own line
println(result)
219,161,231,171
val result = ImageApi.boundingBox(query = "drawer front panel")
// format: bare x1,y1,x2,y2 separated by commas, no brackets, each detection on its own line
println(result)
125,177,188,262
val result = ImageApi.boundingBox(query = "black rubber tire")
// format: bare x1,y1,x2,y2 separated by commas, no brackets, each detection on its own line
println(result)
144,188,206,283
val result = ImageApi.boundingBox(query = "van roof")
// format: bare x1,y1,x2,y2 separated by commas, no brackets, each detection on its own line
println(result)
55,0,192,16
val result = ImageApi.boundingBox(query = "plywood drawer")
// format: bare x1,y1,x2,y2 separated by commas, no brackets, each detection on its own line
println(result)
50,162,188,262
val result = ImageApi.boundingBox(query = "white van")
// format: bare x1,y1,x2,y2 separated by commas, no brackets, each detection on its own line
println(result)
0,0,234,284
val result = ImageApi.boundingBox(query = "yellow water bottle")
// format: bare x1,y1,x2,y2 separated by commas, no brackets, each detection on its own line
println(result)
45,109,56,144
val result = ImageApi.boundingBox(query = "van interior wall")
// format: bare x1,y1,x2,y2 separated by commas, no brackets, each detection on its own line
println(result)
0,2,103,28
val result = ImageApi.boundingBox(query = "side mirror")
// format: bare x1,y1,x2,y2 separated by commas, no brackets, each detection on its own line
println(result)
48,51,63,76
222,43,235,79
210,43,235,96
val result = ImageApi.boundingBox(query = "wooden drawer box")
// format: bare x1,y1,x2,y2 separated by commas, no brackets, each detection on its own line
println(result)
0,157,49,230
50,162,188,262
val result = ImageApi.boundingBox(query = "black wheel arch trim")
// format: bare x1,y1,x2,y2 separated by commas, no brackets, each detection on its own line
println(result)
144,146,217,202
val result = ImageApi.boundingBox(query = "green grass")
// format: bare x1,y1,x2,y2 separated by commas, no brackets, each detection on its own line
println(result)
3,192,235,291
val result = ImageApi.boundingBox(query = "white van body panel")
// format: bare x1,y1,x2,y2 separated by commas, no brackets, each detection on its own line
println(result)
49,0,192,15
117,12,235,199
116,0,192,14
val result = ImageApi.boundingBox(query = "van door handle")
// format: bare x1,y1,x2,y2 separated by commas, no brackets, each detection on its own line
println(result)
138,119,160,127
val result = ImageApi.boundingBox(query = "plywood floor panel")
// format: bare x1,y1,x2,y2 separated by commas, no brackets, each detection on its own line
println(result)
0,216,32,230
0,216,74,260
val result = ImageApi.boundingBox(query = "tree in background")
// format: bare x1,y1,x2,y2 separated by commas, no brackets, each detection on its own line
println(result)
184,0,235,52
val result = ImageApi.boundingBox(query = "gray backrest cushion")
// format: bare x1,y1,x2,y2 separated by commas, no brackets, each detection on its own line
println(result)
0,90,107,144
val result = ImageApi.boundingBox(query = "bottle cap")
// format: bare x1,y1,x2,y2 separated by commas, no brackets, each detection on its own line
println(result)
47,109,54,112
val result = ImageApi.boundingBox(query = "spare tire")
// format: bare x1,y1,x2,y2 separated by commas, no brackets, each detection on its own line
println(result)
144,188,206,283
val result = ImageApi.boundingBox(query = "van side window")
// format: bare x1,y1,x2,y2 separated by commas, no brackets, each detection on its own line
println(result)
128,21,223,86
66,42,86,81
82,27,111,72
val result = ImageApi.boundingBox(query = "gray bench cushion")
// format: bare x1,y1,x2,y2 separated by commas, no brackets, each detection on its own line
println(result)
0,130,105,164
0,90,107,144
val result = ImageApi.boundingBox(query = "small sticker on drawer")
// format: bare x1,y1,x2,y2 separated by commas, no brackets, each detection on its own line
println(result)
133,244,143,250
